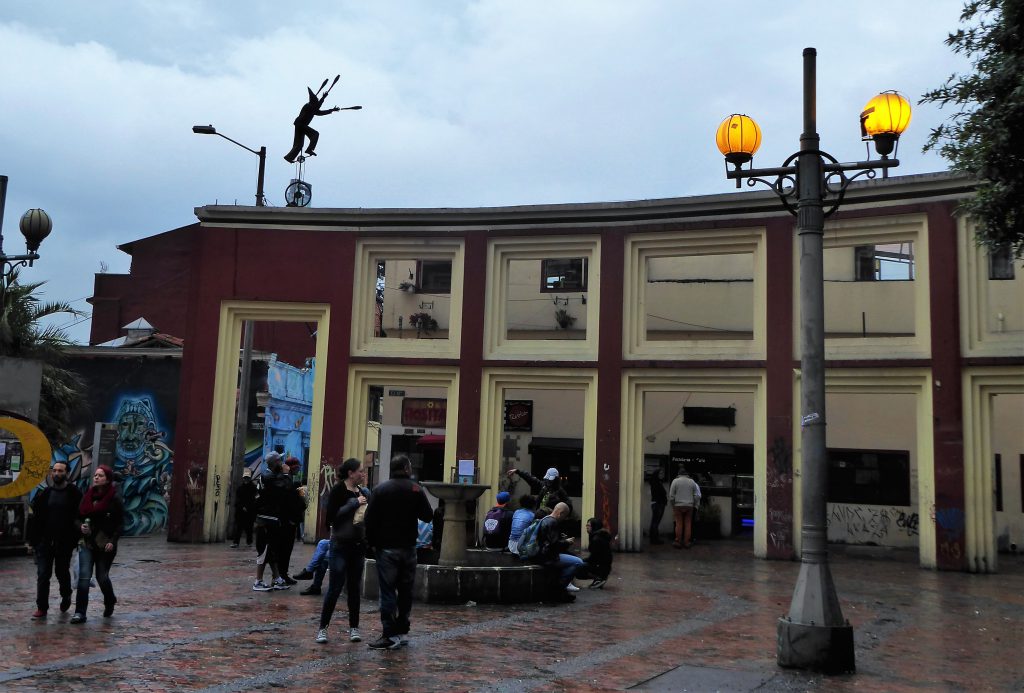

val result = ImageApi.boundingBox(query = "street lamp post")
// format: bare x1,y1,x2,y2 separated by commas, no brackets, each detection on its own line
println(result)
191,125,267,207
191,125,264,541
716,48,911,674
0,175,53,293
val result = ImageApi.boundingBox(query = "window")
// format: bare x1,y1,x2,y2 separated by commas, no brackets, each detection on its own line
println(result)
854,243,915,281
541,258,587,292
988,245,1016,280
827,448,910,506
417,260,452,293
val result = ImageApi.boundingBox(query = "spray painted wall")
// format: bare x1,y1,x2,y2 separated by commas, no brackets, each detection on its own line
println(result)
37,355,179,536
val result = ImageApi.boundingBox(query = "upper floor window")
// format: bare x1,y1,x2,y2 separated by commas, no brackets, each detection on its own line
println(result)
541,258,587,292
854,243,915,281
417,260,452,294
988,245,1016,280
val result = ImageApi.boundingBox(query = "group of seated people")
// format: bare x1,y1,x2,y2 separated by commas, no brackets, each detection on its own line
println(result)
483,485,612,601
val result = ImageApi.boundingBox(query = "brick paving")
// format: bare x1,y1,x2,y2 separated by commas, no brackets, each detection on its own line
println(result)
1,536,1022,691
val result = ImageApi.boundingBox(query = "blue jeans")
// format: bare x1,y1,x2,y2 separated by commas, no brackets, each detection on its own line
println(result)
319,540,365,629
76,543,116,615
375,547,417,638
554,553,584,587
306,539,331,589
35,540,74,611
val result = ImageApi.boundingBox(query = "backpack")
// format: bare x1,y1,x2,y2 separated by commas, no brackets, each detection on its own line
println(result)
516,518,543,560
483,506,505,537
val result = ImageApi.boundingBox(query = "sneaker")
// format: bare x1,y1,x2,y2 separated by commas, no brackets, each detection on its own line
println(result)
281,575,298,586
565,583,581,593
299,586,322,596
315,628,329,644
70,613,87,624
367,635,401,650
294,569,315,580
32,609,46,619
349,627,362,642
59,595,72,612
398,634,408,647
252,580,273,592
272,578,291,590
229,543,240,549
589,579,607,589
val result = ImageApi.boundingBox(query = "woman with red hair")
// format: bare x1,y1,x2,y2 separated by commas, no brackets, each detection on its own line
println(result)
70,465,124,623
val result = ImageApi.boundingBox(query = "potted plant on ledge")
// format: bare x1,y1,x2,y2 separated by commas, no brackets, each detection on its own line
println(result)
398,281,419,293
554,308,576,329
408,311,438,337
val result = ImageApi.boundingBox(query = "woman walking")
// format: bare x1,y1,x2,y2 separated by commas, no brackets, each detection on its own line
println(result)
315,457,370,644
71,465,124,623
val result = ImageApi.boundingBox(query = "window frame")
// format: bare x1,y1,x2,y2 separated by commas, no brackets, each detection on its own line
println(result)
540,257,588,293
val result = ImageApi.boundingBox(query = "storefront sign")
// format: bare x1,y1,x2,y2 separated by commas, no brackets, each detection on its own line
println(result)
401,398,447,428
504,400,533,431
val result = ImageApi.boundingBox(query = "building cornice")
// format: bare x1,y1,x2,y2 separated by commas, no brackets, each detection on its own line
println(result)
195,171,973,232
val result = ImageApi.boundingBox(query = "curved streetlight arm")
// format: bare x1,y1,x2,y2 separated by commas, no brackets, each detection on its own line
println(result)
192,126,267,206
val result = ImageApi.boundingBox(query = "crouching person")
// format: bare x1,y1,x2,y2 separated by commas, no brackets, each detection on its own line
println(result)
575,517,613,589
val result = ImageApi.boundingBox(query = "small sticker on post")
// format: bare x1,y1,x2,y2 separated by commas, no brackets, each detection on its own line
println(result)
801,412,821,427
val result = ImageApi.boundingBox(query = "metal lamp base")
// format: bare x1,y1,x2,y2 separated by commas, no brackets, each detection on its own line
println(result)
777,618,855,674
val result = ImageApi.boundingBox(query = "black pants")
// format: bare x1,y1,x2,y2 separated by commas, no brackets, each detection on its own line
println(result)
275,523,296,578
375,547,417,638
650,502,666,541
232,512,254,545
284,125,319,160
35,540,74,611
319,540,366,629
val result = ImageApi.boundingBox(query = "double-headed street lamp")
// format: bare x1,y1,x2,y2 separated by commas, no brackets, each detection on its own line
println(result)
716,48,910,674
0,175,53,293
192,125,267,207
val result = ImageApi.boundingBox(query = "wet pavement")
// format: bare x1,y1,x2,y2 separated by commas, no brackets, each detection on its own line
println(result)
1,536,1022,692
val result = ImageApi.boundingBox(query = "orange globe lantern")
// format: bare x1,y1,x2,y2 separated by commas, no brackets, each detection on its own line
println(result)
860,91,911,156
716,114,762,166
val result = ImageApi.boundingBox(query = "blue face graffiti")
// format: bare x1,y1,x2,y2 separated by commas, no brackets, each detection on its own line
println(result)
38,395,174,537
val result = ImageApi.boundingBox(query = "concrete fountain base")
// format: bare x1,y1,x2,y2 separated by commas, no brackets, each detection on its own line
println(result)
361,550,559,604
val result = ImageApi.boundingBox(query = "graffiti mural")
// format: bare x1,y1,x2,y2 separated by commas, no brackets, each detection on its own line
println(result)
37,395,174,536
29,355,180,537
108,396,174,535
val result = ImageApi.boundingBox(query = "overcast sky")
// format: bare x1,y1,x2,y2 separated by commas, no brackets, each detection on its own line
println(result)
1,1,971,344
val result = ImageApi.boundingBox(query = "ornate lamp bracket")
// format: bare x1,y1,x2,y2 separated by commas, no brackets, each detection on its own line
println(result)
729,149,898,219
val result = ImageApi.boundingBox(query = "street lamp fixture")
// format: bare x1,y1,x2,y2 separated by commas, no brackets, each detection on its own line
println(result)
192,124,267,207
0,175,53,290
716,48,910,674
715,113,762,169
860,90,912,158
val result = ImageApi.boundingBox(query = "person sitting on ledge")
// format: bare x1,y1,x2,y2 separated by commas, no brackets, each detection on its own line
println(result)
575,517,613,589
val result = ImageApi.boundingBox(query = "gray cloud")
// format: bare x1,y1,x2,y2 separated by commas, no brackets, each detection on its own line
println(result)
0,1,970,343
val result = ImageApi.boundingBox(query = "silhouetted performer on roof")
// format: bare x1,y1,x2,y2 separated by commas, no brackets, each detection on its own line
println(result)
284,85,340,163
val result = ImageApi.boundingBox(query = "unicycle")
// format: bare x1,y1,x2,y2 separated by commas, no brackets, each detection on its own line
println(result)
285,155,312,207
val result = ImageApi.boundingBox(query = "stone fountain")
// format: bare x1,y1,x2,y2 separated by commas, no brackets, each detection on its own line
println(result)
360,481,558,604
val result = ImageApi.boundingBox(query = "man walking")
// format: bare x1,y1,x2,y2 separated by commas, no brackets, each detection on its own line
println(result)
668,467,701,549
363,455,433,650
29,461,83,618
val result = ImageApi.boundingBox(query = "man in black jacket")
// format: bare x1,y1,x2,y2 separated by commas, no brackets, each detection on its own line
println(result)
363,455,433,650
252,452,295,591
29,461,82,618
535,502,583,602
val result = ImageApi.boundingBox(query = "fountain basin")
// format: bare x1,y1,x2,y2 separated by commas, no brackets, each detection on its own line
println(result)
361,554,560,604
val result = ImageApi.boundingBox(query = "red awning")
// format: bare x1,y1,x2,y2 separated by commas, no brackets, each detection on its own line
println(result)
416,434,446,447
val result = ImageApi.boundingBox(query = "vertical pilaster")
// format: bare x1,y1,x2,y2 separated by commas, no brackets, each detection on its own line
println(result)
595,229,625,533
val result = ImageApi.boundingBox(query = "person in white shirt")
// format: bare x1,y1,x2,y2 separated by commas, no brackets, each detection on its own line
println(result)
667,469,701,549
